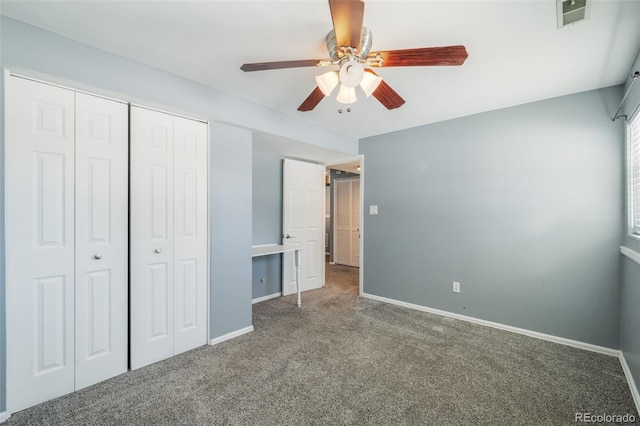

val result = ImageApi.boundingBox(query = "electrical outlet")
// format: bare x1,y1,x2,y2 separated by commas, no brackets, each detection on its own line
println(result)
452,281,460,293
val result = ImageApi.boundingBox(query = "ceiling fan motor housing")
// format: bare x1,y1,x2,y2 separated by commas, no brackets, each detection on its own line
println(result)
326,27,373,61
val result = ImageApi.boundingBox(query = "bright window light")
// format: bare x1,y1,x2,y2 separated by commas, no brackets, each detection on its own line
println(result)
628,111,640,236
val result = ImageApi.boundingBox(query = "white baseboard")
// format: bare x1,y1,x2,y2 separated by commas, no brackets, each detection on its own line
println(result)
209,325,254,346
0,412,10,423
361,293,619,357
252,292,281,304
620,352,640,415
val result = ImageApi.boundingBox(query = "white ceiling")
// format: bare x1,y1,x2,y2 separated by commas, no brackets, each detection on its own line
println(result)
2,0,639,139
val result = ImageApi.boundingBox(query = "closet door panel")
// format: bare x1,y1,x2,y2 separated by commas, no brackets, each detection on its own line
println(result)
173,117,208,354
6,77,76,412
130,107,175,370
74,93,128,389
334,179,351,265
334,178,359,267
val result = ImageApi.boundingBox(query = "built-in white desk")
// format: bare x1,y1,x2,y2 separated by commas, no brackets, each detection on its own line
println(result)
251,244,302,307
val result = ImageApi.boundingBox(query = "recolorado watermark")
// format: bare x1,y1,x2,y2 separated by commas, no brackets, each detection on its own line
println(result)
575,412,636,423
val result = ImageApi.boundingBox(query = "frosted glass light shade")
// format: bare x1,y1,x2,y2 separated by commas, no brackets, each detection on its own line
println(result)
315,71,339,96
360,72,383,97
336,85,357,104
339,59,364,88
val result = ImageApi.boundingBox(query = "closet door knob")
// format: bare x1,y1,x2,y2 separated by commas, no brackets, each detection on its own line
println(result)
94,254,102,260
154,248,162,254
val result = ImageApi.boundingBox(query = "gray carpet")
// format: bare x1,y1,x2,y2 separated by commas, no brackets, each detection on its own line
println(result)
5,263,638,425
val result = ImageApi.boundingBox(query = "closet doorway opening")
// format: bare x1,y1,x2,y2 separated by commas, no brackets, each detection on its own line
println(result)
325,157,363,296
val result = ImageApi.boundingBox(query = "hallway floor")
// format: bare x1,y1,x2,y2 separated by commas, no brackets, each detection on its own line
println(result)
324,255,359,295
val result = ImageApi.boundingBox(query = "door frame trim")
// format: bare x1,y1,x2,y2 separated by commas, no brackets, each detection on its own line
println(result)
332,176,360,268
324,154,364,296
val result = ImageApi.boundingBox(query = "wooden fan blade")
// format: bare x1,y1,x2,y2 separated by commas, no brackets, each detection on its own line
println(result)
365,69,405,110
373,81,405,110
370,45,468,67
329,0,364,53
241,59,326,72
297,87,325,112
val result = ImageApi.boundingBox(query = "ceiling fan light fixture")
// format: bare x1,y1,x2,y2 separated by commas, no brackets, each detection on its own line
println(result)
336,85,357,104
242,0,468,112
339,59,364,88
315,71,340,96
360,71,383,97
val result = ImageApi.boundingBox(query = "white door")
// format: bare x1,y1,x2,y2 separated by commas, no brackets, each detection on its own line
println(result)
130,106,175,369
334,177,360,267
350,178,361,266
282,159,325,296
173,116,208,355
6,77,76,412
74,93,128,389
130,107,208,369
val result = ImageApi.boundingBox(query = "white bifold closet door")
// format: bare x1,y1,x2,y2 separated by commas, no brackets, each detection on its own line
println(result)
130,106,208,370
6,76,128,413
74,92,129,389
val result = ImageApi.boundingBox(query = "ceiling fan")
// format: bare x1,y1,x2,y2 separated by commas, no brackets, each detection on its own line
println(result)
240,0,468,112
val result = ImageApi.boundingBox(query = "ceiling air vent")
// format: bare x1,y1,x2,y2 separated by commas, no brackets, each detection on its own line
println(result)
557,0,590,28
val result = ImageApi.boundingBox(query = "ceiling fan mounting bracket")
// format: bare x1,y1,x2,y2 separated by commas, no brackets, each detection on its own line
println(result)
315,48,382,69
334,47,383,68
365,54,383,67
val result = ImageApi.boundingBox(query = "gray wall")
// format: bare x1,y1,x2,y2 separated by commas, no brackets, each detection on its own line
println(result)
619,49,640,397
210,124,253,337
252,257,282,300
360,87,624,348
252,148,283,299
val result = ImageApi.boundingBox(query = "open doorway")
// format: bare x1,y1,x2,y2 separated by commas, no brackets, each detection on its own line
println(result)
251,131,362,305
325,157,362,295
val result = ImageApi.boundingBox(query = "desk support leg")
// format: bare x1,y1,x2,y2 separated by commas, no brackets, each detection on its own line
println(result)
295,250,301,307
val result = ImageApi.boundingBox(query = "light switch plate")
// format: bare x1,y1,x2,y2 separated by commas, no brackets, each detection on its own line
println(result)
369,205,378,215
